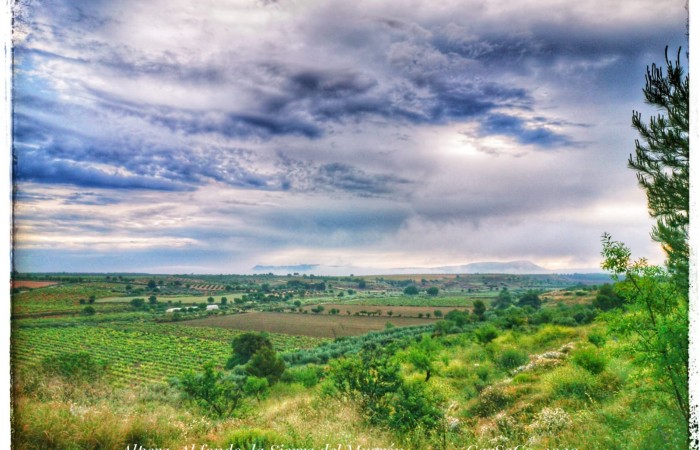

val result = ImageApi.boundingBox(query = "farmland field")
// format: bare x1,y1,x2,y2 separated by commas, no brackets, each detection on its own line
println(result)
11,280,60,289
337,295,492,307
11,283,129,315
12,326,231,386
299,303,467,316
12,321,326,387
179,311,436,338
95,293,244,304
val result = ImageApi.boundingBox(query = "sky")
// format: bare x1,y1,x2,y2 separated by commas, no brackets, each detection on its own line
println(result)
10,0,688,275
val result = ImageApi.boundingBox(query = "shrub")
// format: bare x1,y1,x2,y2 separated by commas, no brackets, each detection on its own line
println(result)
518,291,542,309
471,384,515,417
243,376,269,401
433,319,455,336
587,331,607,348
173,363,244,417
81,306,96,316
403,285,419,295
227,332,273,368
445,309,471,327
496,348,529,371
246,347,286,384
551,316,577,326
329,350,444,433
281,365,324,387
592,283,624,310
571,347,607,374
475,324,499,344
387,381,444,432
327,351,401,424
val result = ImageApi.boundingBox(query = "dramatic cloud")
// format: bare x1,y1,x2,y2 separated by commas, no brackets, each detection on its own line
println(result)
11,0,687,273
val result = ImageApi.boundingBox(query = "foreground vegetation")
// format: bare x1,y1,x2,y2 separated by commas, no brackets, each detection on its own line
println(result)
10,272,688,449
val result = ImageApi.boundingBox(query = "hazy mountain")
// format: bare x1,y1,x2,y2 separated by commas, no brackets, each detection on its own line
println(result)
250,260,606,276
252,264,320,273
435,260,550,274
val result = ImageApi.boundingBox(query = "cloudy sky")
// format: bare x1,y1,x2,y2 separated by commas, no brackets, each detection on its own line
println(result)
11,0,687,274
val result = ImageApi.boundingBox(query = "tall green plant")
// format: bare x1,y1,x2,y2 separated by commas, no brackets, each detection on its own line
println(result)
601,235,688,422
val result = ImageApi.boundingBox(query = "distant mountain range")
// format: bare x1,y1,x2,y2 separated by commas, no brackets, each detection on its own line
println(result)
435,260,549,274
252,264,320,273
252,260,604,275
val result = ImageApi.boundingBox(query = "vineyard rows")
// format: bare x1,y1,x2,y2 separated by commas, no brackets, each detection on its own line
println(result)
12,326,231,387
12,283,126,315
191,285,225,291
101,322,328,350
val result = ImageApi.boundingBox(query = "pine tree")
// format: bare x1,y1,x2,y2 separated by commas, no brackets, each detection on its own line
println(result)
629,47,689,295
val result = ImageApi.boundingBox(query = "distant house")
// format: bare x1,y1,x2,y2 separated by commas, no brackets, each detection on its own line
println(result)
206,304,219,311
166,307,181,313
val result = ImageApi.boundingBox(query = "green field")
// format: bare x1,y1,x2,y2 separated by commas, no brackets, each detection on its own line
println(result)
95,293,244,304
12,321,326,387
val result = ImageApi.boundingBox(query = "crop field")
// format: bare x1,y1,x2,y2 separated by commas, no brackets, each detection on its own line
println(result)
179,311,436,338
299,303,467,317
339,295,490,307
541,289,597,305
11,283,128,315
101,322,328,350
95,293,244,304
11,280,60,289
12,326,231,386
12,322,325,387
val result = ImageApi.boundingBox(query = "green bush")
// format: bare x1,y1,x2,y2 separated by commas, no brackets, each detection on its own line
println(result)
173,363,244,417
246,347,286,384
475,324,499,344
227,332,273,368
403,285,419,295
587,330,607,348
572,347,607,374
551,316,577,327
281,365,324,387
327,349,443,432
387,381,444,432
496,348,529,370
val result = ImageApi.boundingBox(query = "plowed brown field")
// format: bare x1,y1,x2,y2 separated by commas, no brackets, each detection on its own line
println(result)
179,311,435,338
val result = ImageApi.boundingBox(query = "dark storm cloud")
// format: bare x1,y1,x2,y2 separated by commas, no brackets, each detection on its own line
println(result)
63,192,122,206
313,163,412,196
250,204,413,247
478,113,579,148
275,152,414,196
15,151,194,192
